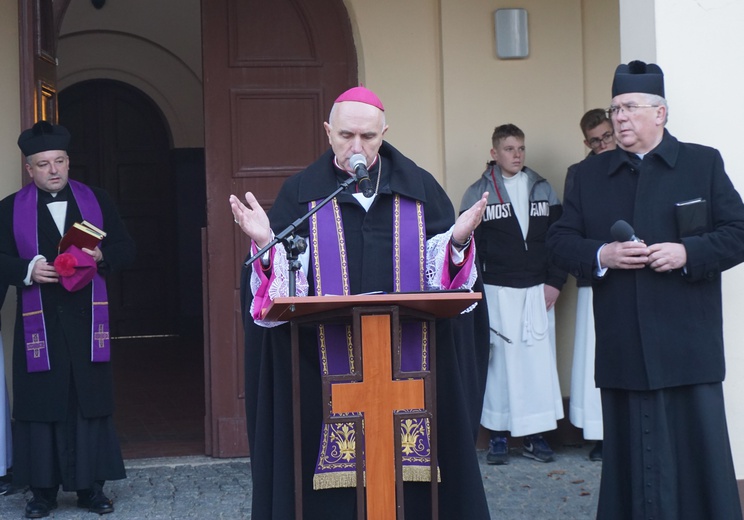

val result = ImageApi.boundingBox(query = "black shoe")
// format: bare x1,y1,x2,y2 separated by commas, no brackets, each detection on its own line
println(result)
589,440,603,461
486,436,509,465
522,434,555,463
77,490,115,515
24,496,58,519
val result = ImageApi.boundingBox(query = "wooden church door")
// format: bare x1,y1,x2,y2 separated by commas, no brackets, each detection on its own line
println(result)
201,0,357,456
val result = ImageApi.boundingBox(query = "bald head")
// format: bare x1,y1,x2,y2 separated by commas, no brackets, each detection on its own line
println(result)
324,101,388,172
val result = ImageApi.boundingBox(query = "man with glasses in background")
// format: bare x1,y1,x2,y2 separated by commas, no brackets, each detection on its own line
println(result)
564,109,615,196
563,108,616,464
548,61,744,520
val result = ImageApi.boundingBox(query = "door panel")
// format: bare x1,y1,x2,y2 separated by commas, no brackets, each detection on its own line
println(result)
59,80,178,338
202,0,357,457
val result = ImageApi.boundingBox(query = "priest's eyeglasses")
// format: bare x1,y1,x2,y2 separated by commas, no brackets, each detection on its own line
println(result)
606,103,659,118
587,131,614,150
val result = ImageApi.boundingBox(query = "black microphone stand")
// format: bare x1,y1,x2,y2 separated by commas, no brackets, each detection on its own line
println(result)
244,175,358,300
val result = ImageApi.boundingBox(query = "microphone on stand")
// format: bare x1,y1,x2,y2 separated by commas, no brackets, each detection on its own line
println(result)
610,219,643,242
350,154,374,198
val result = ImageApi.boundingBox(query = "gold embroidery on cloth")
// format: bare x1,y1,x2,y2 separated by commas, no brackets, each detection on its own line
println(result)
393,197,425,292
332,198,350,296
394,321,429,372
314,416,441,489
318,324,329,375
421,322,429,371
311,198,350,297
312,195,438,490
416,200,425,290
345,325,355,374
310,201,323,296
394,196,402,291
318,325,354,377
400,417,427,456
314,420,359,489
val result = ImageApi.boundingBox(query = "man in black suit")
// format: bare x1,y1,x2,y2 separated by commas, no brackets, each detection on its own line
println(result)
547,61,744,520
0,122,135,518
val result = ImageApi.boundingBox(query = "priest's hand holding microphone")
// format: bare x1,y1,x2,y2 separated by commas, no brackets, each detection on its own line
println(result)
601,220,687,272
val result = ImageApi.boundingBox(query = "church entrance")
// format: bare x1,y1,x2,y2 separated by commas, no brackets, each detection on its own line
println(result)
59,79,205,458
21,0,357,459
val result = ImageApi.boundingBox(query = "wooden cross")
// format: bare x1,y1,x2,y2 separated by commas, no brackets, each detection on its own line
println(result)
332,314,425,519
94,323,109,348
27,333,46,358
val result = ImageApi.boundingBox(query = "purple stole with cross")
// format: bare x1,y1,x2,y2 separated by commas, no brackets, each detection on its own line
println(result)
309,194,439,490
13,180,111,373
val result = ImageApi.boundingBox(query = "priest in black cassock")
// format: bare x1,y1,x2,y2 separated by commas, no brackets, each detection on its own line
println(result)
0,122,135,518
231,86,492,519
547,62,744,520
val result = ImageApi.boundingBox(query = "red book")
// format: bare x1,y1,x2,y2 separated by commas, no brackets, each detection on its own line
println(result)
58,220,107,253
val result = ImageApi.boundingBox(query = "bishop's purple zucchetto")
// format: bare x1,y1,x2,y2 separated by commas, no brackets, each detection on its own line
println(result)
334,86,385,111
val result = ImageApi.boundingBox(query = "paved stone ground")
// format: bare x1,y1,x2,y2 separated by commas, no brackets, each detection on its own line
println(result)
479,445,601,519
0,446,601,519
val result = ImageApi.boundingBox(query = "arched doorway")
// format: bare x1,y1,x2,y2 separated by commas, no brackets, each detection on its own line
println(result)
59,79,206,458
202,0,357,458
21,0,357,458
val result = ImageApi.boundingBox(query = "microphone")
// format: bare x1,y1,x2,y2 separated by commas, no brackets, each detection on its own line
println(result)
610,219,642,243
350,154,374,198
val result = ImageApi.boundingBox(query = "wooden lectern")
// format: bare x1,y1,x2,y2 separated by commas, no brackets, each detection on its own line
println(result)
263,291,481,520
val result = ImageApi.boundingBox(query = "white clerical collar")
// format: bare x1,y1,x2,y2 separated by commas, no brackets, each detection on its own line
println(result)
46,194,68,235
334,155,381,212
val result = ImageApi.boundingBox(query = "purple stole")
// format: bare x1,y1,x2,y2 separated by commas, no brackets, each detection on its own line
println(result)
309,195,438,489
13,180,111,373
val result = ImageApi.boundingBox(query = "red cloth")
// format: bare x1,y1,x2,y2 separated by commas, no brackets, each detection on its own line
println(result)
53,245,97,292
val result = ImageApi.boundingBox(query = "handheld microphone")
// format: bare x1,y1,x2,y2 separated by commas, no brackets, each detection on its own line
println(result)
350,154,374,198
610,219,642,243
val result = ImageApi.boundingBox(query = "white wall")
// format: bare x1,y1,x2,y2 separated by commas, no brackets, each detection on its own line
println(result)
621,0,744,477
619,0,656,62
658,0,744,479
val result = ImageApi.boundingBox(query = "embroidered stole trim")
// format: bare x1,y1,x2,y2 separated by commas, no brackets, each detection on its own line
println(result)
13,181,111,373
309,195,437,490
14,185,50,372
68,181,111,363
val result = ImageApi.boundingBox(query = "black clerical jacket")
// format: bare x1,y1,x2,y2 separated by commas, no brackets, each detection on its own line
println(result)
0,184,135,422
241,142,491,519
548,130,744,390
